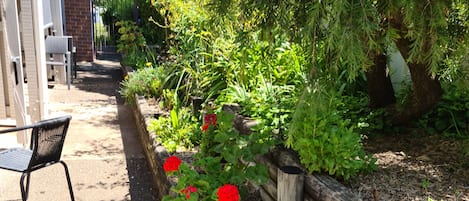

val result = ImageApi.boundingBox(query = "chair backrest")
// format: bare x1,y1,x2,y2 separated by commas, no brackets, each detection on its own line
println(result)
28,115,72,171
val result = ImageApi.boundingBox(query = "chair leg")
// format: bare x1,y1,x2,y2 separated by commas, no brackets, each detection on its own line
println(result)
20,172,31,201
60,161,75,201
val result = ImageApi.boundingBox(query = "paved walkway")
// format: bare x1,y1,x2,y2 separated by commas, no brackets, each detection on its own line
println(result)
0,51,156,201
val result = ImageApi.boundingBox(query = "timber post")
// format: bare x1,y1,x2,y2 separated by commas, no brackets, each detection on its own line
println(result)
277,165,304,201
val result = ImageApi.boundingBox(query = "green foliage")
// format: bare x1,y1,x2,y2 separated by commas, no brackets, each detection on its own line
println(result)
232,41,307,88
162,110,272,200
96,0,134,22
201,111,272,183
210,0,469,82
117,0,382,183
217,82,298,143
160,89,176,110
145,0,231,105
119,67,166,102
135,0,166,46
116,20,146,54
418,80,469,137
117,0,469,185
94,22,110,47
439,1,469,84
115,20,157,69
338,93,390,134
121,48,157,69
162,157,246,201
214,41,307,142
421,178,431,190
287,85,377,180
415,2,469,137
148,107,201,152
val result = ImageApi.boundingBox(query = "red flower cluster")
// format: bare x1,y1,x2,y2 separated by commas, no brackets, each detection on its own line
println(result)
202,113,217,132
180,185,197,199
163,156,181,173
217,184,240,201
201,124,209,132
204,114,217,125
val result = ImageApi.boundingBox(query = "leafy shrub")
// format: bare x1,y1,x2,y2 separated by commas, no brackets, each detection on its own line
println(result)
162,111,272,200
215,41,307,142
115,20,157,69
200,111,274,163
418,80,469,137
121,47,157,69
162,155,244,201
135,0,167,46
338,93,390,134
116,20,146,55
217,81,298,143
119,67,166,102
287,85,377,180
147,107,201,152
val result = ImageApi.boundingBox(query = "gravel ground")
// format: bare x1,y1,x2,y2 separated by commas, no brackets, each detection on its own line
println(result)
345,132,469,201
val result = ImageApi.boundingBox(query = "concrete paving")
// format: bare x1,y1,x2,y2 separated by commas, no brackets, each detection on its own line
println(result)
0,51,157,201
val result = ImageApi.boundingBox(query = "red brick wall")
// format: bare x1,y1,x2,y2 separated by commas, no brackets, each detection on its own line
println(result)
64,0,94,62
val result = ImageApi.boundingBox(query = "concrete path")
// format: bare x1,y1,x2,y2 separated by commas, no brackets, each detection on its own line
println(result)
0,51,156,201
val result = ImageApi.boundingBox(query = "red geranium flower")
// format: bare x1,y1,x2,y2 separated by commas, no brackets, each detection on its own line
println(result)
163,156,182,173
180,185,197,199
217,184,240,201
204,114,217,126
201,124,209,132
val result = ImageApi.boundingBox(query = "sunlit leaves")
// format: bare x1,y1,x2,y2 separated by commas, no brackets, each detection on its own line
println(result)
288,85,377,179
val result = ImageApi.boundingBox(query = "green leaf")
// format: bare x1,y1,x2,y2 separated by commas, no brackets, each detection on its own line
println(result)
245,165,269,184
214,132,230,143
170,108,179,129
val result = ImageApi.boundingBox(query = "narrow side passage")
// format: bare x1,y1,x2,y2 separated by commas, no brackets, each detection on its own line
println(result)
0,50,156,201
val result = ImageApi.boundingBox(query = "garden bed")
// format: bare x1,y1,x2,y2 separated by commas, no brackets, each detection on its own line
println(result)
129,94,361,201
114,1,469,199
129,94,469,201
121,65,469,201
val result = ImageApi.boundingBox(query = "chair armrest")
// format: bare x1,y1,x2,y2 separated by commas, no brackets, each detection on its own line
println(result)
0,124,37,134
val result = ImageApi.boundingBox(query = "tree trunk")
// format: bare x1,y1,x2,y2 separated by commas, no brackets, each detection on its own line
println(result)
392,38,443,125
383,12,444,125
366,53,396,108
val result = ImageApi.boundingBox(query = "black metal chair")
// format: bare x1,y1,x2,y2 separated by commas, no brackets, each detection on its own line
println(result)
0,115,75,201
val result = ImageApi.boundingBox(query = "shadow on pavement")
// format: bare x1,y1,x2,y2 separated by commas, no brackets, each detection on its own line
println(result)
75,48,157,200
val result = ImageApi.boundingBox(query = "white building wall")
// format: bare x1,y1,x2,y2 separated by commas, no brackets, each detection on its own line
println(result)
21,0,49,122
0,0,28,144
0,24,7,119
